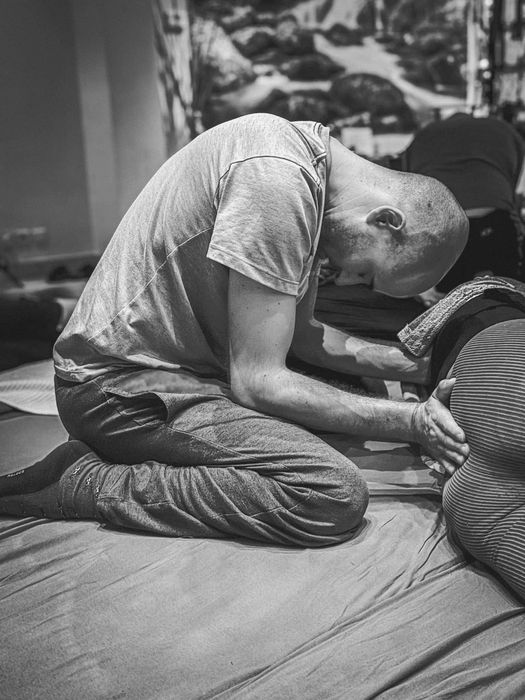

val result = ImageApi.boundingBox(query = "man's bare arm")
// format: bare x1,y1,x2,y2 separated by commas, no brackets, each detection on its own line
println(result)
291,273,429,384
228,271,468,473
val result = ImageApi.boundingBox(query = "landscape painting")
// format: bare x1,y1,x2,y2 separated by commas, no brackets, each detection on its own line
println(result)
154,0,468,157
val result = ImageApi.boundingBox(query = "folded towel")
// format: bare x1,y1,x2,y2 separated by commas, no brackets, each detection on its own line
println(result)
398,277,525,357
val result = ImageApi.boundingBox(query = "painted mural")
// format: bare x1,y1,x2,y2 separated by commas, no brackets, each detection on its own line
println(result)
154,0,469,157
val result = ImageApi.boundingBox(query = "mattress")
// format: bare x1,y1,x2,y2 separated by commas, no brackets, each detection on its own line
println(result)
1,373,525,698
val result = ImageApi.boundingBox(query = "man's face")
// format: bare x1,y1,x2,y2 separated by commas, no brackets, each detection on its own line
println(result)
327,231,436,298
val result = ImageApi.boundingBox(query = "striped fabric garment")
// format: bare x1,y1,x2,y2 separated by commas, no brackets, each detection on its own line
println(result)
442,319,525,600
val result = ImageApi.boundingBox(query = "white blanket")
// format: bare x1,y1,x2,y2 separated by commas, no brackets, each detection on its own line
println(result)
0,360,58,415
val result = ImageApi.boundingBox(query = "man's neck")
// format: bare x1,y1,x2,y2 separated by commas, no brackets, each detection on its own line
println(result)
326,138,367,209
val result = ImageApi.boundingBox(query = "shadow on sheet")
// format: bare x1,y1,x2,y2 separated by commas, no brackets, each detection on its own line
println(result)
1,416,525,699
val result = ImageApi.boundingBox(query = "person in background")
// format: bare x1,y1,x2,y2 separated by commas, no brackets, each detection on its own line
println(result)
402,111,525,294
0,113,469,547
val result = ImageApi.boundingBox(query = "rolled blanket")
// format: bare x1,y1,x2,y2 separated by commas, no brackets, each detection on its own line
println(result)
398,276,525,357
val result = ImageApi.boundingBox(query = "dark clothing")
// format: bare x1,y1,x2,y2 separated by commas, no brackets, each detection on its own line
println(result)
0,296,60,341
402,113,525,288
315,283,425,341
430,289,525,387
403,113,524,212
0,296,61,370
437,210,522,292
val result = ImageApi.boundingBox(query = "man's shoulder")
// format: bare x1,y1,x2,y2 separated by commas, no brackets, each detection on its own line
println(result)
224,112,317,135
213,114,329,166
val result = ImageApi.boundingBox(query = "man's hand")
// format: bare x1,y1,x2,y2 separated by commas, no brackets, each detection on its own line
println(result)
411,378,469,475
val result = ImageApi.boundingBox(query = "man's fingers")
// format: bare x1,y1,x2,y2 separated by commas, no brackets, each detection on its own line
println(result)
423,452,458,477
429,408,466,442
438,459,458,476
431,424,469,454
432,377,456,404
429,448,465,474
428,384,467,442
441,446,468,467
415,387,470,472
435,414,465,442
430,441,467,467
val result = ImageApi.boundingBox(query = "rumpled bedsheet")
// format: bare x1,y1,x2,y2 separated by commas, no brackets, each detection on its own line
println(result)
1,496,524,699
1,414,525,698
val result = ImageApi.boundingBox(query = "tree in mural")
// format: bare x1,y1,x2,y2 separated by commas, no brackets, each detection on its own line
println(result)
358,0,467,93
151,0,468,157
152,0,221,151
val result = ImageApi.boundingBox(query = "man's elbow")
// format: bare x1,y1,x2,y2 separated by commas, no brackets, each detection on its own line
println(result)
230,368,280,413
230,376,259,411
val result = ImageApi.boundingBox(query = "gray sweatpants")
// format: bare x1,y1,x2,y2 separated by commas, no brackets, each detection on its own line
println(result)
54,370,368,547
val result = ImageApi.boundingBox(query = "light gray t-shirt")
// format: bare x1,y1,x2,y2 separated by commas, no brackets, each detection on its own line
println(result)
54,114,330,384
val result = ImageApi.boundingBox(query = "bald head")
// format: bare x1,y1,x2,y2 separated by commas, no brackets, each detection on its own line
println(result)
389,170,467,241
322,143,469,296
384,171,469,294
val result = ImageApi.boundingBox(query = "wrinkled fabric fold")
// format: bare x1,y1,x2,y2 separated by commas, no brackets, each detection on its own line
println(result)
398,276,525,356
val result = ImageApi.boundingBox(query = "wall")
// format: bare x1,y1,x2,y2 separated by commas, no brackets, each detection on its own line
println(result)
0,0,166,273
102,0,166,219
0,0,92,262
73,0,166,252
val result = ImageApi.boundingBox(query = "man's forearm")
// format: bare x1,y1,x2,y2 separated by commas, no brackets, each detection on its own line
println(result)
293,321,429,384
236,366,417,442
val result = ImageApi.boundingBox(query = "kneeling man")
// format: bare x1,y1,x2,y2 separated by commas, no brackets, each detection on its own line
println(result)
0,114,469,546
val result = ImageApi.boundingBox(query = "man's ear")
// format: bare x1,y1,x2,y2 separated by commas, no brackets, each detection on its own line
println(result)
366,206,406,233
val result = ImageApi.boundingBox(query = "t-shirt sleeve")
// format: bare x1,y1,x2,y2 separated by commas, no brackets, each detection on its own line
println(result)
207,156,321,296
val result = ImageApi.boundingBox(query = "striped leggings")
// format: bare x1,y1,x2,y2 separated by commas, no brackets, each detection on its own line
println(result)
443,319,525,600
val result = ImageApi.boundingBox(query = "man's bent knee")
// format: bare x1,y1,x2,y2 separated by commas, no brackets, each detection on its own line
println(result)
291,458,369,547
